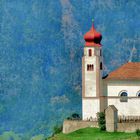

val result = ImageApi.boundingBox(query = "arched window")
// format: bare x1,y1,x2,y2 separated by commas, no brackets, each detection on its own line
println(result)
89,49,92,56
91,64,94,70
87,65,89,71
136,91,140,97
87,64,94,71
119,91,128,102
120,92,127,96
89,65,92,70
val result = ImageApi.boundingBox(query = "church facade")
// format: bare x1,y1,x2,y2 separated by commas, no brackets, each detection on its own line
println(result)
82,23,140,120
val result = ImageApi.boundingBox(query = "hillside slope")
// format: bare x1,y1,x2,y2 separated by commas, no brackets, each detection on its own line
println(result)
48,128,138,140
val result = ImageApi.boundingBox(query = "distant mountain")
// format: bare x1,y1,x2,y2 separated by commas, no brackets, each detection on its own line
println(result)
0,0,139,139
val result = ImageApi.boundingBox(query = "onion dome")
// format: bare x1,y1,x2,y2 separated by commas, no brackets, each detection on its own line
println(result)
84,22,102,47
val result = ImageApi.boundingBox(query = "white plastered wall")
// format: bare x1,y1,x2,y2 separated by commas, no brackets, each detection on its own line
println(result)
106,80,140,116
108,98,140,116
107,81,140,97
83,47,101,97
84,56,96,97
82,98,99,120
82,47,101,120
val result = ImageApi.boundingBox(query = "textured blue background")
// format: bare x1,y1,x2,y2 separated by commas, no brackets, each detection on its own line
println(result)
0,0,139,139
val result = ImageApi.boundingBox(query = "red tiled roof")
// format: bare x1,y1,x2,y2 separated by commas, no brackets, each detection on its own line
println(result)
104,62,140,80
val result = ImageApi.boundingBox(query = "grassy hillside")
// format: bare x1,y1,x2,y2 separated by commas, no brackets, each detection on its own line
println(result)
48,127,138,140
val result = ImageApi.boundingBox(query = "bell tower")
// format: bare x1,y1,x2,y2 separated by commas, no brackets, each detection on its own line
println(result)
82,21,103,120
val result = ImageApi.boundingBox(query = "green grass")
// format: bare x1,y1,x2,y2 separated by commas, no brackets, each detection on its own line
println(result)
48,127,138,140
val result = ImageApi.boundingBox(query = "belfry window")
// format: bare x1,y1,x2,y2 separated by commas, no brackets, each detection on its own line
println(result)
89,49,92,56
119,91,128,102
87,64,94,71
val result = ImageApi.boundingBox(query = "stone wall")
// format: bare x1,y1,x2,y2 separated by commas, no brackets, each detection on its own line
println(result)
105,105,140,132
117,122,140,132
63,105,140,134
63,120,98,134
62,120,140,134
105,105,118,132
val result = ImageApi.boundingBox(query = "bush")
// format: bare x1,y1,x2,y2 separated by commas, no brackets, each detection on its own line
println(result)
52,125,62,135
71,113,81,120
136,129,140,139
67,113,81,120
97,112,106,131
46,125,63,139
66,117,71,120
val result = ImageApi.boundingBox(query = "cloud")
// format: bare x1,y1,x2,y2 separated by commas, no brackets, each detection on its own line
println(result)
50,95,70,104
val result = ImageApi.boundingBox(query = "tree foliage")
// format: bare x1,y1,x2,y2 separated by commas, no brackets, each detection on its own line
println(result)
53,125,63,135
67,113,81,120
97,112,106,131
136,129,140,140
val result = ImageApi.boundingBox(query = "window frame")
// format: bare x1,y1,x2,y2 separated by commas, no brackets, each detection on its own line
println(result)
136,91,140,97
87,64,94,71
119,90,128,102
88,49,92,57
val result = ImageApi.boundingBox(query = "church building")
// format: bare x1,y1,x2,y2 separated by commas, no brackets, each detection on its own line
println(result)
82,22,140,120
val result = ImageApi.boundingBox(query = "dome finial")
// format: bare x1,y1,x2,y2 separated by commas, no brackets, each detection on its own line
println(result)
84,19,102,47
91,18,95,28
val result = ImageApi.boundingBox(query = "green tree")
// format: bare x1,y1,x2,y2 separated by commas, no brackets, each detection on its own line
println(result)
97,112,106,131
136,129,140,140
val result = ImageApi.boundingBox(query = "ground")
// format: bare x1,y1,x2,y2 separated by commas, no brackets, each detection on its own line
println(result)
48,127,138,140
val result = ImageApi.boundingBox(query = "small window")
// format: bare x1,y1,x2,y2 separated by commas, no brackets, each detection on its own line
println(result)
119,91,128,102
89,49,92,56
100,62,102,70
87,64,94,71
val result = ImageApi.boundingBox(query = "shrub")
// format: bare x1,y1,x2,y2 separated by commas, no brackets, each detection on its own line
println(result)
52,125,62,135
136,129,140,139
71,113,81,120
66,113,81,120
97,112,106,131
66,117,71,120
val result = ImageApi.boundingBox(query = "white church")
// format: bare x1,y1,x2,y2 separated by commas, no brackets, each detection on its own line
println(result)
82,22,140,120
